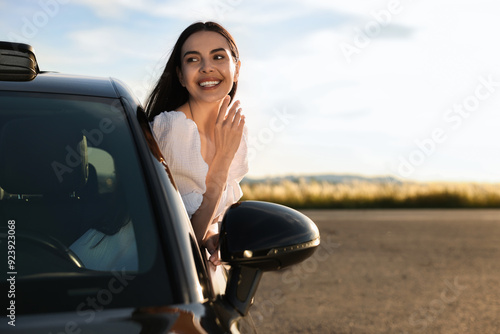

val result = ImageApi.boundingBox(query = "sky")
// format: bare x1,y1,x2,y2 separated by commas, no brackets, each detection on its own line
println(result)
2,0,500,182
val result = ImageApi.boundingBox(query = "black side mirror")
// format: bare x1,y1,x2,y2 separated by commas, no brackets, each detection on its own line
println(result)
219,201,320,315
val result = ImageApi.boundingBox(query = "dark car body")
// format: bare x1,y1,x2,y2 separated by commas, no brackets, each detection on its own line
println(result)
0,42,319,333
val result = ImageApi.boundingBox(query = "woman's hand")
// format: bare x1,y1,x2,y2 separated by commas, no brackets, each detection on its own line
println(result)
203,230,221,266
214,96,245,165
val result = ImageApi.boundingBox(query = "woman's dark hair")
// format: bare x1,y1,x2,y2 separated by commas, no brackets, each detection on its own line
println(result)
145,21,240,122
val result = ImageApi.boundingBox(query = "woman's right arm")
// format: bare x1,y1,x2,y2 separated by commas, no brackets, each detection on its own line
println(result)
190,96,245,245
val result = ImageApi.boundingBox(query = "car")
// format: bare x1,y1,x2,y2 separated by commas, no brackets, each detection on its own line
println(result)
0,41,320,333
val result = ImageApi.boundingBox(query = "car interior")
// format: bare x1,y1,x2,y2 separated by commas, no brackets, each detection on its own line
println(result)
0,93,156,278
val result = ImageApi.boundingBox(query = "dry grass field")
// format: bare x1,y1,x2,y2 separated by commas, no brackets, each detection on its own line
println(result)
252,209,500,334
241,180,500,209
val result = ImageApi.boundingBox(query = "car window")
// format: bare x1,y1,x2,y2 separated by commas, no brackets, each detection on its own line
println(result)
0,92,158,275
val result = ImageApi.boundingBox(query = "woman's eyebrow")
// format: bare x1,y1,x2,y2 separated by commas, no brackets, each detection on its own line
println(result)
183,48,228,58
210,48,227,54
183,50,200,58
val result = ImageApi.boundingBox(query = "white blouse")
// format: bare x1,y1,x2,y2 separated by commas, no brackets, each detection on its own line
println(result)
152,111,249,223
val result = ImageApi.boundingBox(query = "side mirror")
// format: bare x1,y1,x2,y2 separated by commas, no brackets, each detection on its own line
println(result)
219,201,320,315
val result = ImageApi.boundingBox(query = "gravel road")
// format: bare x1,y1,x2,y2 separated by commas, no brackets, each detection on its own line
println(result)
252,209,500,334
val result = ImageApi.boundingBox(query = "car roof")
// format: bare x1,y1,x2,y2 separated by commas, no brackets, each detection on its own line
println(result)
0,72,120,98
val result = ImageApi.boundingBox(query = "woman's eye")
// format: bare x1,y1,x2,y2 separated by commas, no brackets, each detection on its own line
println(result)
187,57,199,63
214,55,225,60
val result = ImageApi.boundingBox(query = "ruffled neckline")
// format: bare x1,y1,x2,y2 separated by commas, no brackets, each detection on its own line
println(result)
170,110,210,172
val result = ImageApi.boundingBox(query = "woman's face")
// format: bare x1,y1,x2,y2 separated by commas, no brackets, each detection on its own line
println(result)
177,31,240,105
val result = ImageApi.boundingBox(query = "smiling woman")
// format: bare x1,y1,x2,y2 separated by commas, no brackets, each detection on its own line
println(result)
145,21,240,120
145,22,248,266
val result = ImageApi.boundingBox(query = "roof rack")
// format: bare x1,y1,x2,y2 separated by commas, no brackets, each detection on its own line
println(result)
0,41,40,81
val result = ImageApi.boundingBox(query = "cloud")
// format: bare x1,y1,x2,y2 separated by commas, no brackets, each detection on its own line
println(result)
67,27,158,61
72,0,242,22
376,24,414,38
235,0,500,180
71,0,148,19
10,0,499,181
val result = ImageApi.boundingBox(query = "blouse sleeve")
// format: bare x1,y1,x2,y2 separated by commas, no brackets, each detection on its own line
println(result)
152,112,208,218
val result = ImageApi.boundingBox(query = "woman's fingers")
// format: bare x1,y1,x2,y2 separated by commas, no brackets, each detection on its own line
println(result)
216,95,231,125
203,232,221,266
216,96,244,128
224,100,240,124
237,111,246,129
213,97,245,157
216,97,244,131
209,252,221,266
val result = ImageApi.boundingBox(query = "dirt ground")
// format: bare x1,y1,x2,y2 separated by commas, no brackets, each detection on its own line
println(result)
251,209,500,334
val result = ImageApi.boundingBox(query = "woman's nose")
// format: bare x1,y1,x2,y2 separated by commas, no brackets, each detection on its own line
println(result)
200,59,214,73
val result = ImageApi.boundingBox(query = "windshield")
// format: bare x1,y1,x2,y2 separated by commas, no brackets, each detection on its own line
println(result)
0,92,172,313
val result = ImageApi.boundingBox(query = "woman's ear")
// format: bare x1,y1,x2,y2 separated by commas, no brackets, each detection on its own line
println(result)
176,67,185,87
233,59,241,82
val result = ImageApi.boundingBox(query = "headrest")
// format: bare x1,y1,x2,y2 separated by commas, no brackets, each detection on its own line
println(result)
0,117,89,195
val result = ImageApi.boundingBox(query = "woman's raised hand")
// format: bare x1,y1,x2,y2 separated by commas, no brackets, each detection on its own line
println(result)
214,95,245,163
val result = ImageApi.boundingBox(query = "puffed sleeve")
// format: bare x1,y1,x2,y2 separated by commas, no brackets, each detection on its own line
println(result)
152,111,208,218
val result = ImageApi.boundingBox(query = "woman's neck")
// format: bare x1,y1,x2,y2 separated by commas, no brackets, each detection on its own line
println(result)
187,98,222,136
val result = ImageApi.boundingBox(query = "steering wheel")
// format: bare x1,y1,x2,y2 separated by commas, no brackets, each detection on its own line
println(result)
0,228,84,272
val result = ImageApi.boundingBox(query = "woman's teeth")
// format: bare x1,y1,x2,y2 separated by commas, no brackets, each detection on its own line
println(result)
199,81,220,87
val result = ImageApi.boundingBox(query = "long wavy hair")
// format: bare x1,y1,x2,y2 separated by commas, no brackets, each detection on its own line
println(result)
145,22,240,122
